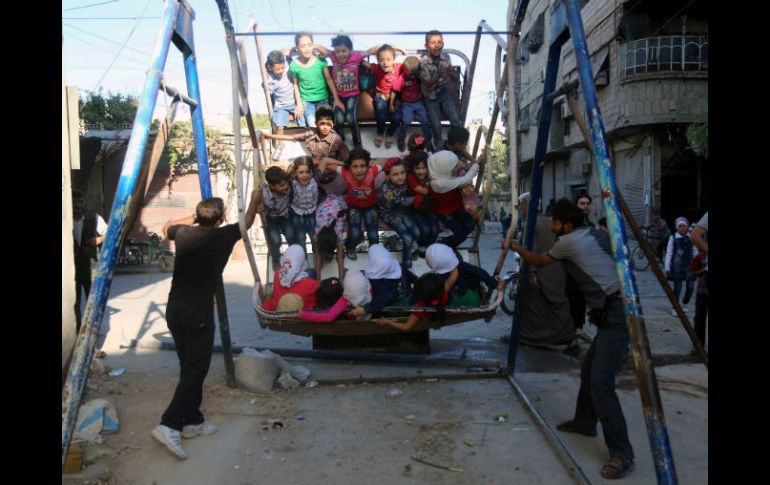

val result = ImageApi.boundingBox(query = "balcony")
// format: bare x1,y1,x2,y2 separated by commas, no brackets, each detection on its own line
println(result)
620,35,708,79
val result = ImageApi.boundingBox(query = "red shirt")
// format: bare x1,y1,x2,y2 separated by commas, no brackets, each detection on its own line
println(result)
262,269,319,311
392,67,422,103
406,172,430,196
342,165,380,209
429,187,464,215
370,63,402,95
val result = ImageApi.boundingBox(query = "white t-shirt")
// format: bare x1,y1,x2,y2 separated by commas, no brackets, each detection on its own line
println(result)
74,214,108,247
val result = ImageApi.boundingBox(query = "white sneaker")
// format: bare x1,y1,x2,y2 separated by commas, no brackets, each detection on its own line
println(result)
670,309,678,317
683,307,689,314
151,425,187,459
181,420,219,439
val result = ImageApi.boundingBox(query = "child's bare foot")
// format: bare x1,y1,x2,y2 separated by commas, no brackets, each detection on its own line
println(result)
374,134,383,147
385,136,394,148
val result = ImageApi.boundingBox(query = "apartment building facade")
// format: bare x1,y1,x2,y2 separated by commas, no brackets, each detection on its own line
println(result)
513,0,707,227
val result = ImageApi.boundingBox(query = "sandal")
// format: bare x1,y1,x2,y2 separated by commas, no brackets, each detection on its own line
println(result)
374,135,383,148
345,248,358,261
385,137,394,148
601,458,635,479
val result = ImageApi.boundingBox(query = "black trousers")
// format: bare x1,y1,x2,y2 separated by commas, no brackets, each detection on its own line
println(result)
572,296,634,461
566,274,586,331
161,303,215,431
74,276,91,334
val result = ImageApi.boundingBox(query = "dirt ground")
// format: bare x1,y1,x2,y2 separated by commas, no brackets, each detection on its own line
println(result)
64,369,575,485
63,231,708,484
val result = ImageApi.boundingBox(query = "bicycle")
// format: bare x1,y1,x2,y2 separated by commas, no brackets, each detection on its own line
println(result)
498,253,521,316
147,231,175,272
630,225,666,272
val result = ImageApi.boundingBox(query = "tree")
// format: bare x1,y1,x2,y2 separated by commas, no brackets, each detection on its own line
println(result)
484,137,511,193
79,90,138,129
160,122,235,180
686,111,707,159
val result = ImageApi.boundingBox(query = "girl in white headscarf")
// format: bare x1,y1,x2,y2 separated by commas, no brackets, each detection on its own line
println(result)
262,244,320,311
425,243,501,306
359,244,415,317
427,151,479,248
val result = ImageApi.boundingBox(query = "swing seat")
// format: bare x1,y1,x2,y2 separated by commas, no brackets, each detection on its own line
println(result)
251,279,505,337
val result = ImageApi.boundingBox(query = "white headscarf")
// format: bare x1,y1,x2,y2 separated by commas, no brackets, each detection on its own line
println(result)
343,270,372,307
365,244,402,280
426,243,459,275
278,244,309,287
428,150,480,193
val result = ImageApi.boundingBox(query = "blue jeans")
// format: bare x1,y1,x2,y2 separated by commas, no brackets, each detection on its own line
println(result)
425,90,461,146
346,206,379,250
264,215,297,265
301,98,329,127
671,278,695,305
374,94,401,136
290,211,316,248
384,213,422,269
397,100,432,145
334,95,361,147
413,211,439,247
437,208,474,248
272,105,305,127
573,295,634,462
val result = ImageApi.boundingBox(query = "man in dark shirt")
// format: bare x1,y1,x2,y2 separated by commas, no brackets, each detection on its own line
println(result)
507,198,635,480
151,191,259,460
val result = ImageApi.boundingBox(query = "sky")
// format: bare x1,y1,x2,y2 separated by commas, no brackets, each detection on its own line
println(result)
62,0,512,130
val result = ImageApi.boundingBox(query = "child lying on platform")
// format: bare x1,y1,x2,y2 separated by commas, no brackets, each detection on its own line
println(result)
295,268,380,322
373,272,445,332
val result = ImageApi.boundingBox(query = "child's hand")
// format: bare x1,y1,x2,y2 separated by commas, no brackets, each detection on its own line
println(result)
389,102,395,113
334,98,346,112
349,306,365,318
295,103,304,119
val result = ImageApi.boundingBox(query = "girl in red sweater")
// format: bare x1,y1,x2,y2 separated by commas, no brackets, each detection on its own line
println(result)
405,150,439,257
341,147,382,260
427,150,479,248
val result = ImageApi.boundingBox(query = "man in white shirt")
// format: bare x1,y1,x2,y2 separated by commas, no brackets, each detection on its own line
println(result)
72,190,108,332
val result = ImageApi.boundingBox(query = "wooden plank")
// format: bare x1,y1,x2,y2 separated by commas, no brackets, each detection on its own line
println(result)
66,86,81,170
63,442,83,474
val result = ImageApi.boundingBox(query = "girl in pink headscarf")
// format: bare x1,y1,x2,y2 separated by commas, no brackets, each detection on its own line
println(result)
664,217,699,316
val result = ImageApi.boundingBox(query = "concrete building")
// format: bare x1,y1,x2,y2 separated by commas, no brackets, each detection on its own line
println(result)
514,0,707,227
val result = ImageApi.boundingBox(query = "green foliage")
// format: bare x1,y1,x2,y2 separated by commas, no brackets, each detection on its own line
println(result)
161,122,235,181
79,90,138,129
686,111,708,159
485,137,511,193
240,113,272,129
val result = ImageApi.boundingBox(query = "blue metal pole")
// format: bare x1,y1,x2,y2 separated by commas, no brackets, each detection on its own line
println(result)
563,0,678,483
183,49,212,198
61,0,180,468
507,40,564,371
178,1,236,387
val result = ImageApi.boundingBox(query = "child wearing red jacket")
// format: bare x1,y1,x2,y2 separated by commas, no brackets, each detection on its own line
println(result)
340,147,382,259
405,150,439,257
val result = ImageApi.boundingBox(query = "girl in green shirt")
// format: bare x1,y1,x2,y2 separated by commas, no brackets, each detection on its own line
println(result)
289,32,343,127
